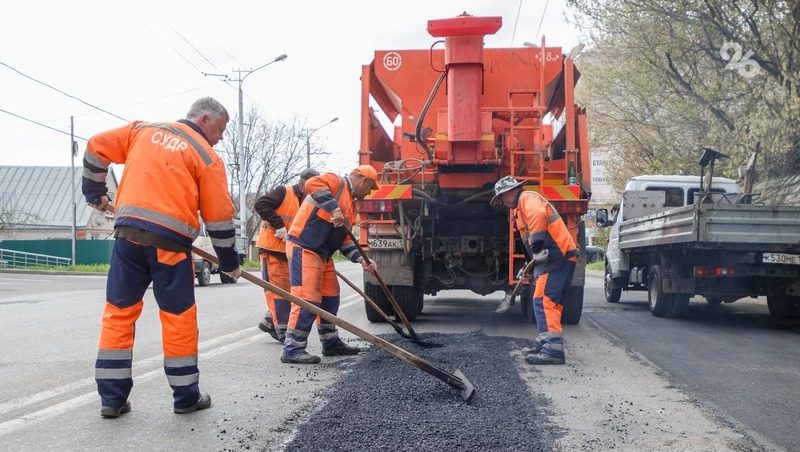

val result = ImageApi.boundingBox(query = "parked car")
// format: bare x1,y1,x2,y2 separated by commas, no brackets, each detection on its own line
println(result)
193,235,237,286
585,246,605,263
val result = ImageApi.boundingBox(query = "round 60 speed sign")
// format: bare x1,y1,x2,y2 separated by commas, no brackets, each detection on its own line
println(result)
383,51,402,71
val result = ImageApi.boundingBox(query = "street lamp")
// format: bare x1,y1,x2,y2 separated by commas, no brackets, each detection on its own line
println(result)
304,117,339,168
231,53,287,260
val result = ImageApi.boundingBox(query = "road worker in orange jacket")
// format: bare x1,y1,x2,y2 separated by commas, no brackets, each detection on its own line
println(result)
254,168,319,343
491,176,578,365
282,166,379,364
83,97,240,417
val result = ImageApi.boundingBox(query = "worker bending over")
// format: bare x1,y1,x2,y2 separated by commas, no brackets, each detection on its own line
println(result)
282,166,379,364
491,176,577,365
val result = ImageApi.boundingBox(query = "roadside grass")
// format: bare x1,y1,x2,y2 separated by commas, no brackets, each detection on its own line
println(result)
242,259,260,270
11,264,110,272
586,261,604,271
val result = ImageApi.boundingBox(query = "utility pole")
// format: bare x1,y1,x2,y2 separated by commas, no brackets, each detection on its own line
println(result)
70,116,77,267
204,53,287,261
304,117,339,168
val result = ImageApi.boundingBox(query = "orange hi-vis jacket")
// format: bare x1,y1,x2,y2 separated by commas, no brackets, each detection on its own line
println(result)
287,173,363,262
513,190,578,276
82,120,239,271
256,184,300,254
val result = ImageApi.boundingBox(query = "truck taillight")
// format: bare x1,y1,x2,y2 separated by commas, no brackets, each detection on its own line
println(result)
550,201,588,214
357,200,395,213
694,266,736,277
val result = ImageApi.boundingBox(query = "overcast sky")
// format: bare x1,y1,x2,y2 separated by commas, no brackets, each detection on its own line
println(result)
0,0,583,174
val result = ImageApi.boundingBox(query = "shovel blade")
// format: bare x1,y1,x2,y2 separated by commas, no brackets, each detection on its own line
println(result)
453,369,476,402
494,294,514,313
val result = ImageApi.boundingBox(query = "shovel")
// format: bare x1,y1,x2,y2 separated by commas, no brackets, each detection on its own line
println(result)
336,269,442,348
193,246,476,402
495,260,535,314
340,223,420,342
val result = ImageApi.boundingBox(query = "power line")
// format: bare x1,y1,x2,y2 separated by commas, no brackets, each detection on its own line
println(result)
165,20,219,70
0,107,88,141
0,61,128,123
535,0,551,43
114,0,207,75
510,0,524,46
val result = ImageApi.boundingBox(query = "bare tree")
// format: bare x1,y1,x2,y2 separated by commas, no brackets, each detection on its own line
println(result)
0,198,44,239
218,107,328,240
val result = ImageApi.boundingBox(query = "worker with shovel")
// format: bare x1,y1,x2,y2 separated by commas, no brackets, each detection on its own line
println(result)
491,176,578,365
83,97,241,417
282,166,380,364
254,168,319,343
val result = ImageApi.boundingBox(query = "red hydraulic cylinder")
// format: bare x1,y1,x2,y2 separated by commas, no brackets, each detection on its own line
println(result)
428,15,501,143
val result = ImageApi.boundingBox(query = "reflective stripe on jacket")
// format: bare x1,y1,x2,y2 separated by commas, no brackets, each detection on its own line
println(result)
82,120,238,270
513,190,577,276
287,173,361,261
256,184,299,254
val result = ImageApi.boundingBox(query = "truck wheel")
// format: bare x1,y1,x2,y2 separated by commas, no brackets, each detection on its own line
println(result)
364,282,394,322
648,266,672,317
604,264,621,303
391,285,421,321
669,294,690,317
767,292,800,319
648,266,689,318
197,261,211,286
561,286,583,325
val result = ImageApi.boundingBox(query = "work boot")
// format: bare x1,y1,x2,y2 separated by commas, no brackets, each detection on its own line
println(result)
258,315,280,342
525,352,565,365
100,400,131,418
321,341,361,356
174,392,212,414
521,337,545,355
280,351,321,364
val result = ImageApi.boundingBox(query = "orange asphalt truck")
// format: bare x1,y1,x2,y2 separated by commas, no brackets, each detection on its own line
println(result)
355,14,591,323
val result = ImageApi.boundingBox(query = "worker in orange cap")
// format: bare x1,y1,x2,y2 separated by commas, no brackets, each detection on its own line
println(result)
254,168,319,343
491,175,578,365
83,97,240,417
281,165,380,364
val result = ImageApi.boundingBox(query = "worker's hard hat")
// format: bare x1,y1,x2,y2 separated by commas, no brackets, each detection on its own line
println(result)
351,165,381,188
299,168,320,180
491,176,525,205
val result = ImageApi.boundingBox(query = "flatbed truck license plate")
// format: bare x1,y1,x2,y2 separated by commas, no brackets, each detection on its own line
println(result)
368,238,403,249
762,252,800,265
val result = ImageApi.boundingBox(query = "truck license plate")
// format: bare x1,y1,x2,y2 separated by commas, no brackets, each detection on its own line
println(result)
368,238,403,249
762,252,800,265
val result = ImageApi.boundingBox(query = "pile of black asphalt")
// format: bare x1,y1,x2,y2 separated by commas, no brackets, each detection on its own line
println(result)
282,331,558,452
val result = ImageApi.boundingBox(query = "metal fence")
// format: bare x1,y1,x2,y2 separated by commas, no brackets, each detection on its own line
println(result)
0,248,71,268
0,240,113,265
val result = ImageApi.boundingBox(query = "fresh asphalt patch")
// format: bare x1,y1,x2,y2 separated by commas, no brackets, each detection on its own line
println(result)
281,332,558,452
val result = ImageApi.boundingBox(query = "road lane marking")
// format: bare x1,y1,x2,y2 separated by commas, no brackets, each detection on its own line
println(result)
0,293,362,437
0,328,255,416
0,333,264,438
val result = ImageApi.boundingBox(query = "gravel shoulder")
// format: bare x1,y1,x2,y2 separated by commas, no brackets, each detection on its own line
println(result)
518,316,763,451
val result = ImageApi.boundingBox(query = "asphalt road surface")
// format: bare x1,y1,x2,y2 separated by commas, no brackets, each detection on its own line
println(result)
1,265,797,451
